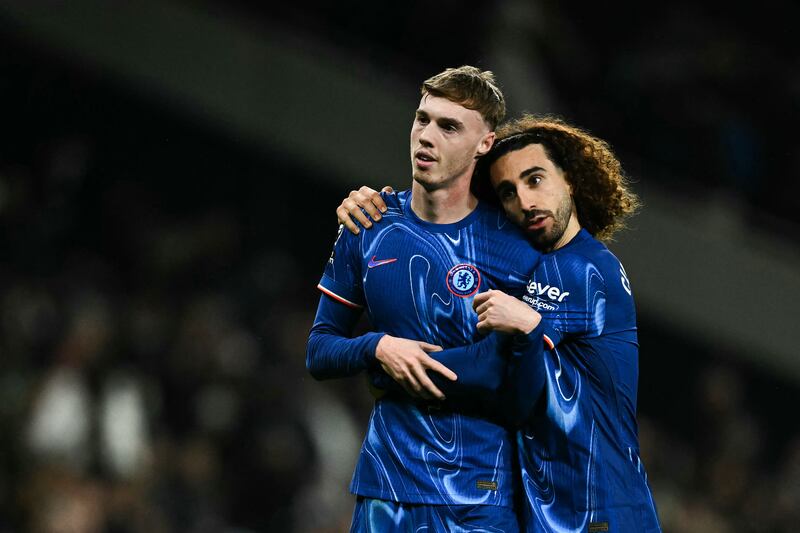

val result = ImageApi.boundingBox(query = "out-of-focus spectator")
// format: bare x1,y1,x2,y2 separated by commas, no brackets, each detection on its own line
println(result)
1,7,799,531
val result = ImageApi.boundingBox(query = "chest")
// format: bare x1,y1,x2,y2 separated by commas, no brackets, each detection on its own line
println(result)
358,224,524,341
359,225,512,301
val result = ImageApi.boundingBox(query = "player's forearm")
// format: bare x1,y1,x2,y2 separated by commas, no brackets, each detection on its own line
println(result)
367,333,508,399
306,329,384,380
431,333,508,395
500,321,547,426
305,295,384,380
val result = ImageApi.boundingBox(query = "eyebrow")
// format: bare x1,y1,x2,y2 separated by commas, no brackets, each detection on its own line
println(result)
520,166,546,179
439,117,464,130
415,110,464,129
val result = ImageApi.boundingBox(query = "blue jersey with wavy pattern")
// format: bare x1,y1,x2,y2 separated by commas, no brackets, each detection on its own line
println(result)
318,190,539,508
518,229,660,532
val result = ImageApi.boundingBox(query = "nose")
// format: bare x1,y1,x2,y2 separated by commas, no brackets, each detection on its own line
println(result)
417,123,434,147
517,187,537,212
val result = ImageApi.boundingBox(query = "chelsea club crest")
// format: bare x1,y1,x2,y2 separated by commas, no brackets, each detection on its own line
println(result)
446,264,481,298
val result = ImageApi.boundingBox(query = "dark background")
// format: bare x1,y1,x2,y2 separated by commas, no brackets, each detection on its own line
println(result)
1,1,798,532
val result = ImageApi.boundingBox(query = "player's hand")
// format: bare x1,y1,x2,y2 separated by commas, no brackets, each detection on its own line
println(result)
375,335,456,400
473,290,542,335
336,185,395,235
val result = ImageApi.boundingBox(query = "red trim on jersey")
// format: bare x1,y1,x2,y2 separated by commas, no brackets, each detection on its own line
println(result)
317,284,363,309
543,334,555,350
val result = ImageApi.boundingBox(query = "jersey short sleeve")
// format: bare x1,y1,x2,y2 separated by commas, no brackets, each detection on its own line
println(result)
525,251,606,347
317,224,365,309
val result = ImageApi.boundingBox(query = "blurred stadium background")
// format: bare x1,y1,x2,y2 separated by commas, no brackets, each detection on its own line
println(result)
0,1,798,531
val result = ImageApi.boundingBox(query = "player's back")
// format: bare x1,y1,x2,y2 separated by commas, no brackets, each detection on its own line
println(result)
518,229,660,532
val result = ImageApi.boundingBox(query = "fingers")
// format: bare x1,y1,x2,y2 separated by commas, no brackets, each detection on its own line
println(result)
474,292,495,315
375,338,454,400
403,362,438,400
337,205,361,235
381,362,426,399
336,187,388,235
357,185,380,197
475,315,491,334
418,342,443,353
352,195,383,223
380,185,395,194
357,186,388,219
340,196,374,230
412,366,446,400
424,358,458,382
475,309,492,334
472,290,491,310
379,354,450,400
410,342,456,385
417,342,456,382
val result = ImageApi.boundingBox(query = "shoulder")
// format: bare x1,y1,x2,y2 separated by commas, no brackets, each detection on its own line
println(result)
547,234,635,301
478,202,534,243
479,204,541,268
554,232,624,276
341,189,407,236
380,189,407,213
535,237,608,294
572,235,629,283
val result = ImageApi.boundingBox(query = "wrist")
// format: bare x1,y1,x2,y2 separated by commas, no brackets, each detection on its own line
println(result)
374,333,391,361
518,310,541,334
367,332,389,367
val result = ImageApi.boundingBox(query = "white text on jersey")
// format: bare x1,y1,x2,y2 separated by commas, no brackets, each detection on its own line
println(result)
527,280,570,302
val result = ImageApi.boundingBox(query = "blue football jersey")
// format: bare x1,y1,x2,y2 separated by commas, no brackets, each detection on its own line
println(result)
518,229,661,532
317,190,539,508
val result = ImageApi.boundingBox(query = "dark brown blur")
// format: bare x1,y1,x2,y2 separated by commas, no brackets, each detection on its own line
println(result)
1,1,798,532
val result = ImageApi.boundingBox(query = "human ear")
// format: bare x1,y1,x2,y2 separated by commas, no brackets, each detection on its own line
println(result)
476,132,496,157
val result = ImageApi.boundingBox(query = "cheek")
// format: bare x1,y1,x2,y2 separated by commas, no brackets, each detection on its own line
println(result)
517,188,537,207
502,199,524,220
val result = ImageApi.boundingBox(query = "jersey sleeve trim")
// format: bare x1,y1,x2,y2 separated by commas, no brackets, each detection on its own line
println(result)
543,334,555,350
317,284,363,309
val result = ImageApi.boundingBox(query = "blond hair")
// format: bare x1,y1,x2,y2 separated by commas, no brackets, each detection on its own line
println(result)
422,66,506,130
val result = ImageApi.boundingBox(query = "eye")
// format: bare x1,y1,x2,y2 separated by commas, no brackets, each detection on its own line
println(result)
497,187,516,201
416,115,429,125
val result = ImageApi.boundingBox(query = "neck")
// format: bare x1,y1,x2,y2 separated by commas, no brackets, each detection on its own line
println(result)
410,176,477,224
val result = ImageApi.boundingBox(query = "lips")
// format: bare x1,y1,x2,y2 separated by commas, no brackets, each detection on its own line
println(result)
526,214,550,230
414,150,437,169
414,150,436,161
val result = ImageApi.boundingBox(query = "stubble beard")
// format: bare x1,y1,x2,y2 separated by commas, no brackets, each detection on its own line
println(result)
412,157,471,193
529,194,574,251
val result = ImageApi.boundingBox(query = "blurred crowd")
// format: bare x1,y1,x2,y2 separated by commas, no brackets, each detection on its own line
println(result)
0,45,361,529
2,4,800,530
0,133,327,531
0,84,797,533
640,355,800,532
2,127,799,532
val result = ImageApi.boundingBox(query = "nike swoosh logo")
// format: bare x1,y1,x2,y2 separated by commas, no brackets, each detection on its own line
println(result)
368,256,398,268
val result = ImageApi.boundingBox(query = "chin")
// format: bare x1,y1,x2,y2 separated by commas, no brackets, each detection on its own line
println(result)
528,231,557,250
413,174,444,190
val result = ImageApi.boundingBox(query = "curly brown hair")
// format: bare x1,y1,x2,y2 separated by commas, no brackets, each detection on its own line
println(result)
475,114,640,241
